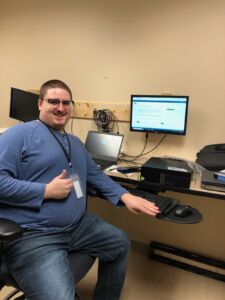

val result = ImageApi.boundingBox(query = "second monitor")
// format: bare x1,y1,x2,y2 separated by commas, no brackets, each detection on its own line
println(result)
130,94,189,135
9,88,39,122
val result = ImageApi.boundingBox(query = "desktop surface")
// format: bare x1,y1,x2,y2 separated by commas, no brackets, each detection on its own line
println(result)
105,158,225,200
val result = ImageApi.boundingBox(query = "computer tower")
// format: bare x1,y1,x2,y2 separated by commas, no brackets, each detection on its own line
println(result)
140,157,193,189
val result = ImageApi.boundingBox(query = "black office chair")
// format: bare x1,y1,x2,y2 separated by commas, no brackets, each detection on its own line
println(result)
0,218,95,300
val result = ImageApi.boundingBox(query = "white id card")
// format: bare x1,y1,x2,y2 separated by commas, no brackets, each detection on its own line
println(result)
70,174,83,199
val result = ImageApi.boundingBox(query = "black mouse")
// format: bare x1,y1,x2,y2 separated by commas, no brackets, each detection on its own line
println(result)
174,206,192,217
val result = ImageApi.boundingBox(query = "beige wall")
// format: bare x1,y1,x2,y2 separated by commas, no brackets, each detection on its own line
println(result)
1,0,225,259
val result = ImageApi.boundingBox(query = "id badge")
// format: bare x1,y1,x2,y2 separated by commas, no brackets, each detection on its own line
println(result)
70,173,83,199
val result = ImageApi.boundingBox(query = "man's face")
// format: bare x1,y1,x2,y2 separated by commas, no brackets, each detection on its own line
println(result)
38,88,73,131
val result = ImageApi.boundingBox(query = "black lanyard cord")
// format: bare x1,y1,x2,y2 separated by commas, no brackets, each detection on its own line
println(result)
38,119,72,167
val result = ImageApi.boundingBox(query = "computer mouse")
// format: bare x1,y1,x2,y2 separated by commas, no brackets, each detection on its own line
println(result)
174,206,192,217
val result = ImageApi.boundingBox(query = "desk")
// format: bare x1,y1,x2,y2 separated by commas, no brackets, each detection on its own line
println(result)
106,166,225,200
103,163,225,282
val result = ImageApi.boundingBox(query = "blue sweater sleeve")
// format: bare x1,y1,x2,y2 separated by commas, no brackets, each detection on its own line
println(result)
84,148,128,206
0,126,45,210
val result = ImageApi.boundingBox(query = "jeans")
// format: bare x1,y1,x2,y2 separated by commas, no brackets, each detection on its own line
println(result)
5,211,130,300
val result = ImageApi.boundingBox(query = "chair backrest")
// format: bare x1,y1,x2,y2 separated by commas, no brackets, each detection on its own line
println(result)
0,218,23,296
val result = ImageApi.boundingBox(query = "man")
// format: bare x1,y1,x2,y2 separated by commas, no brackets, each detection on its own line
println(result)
0,80,159,300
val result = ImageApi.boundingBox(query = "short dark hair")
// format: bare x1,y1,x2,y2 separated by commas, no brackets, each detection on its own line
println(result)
39,79,73,100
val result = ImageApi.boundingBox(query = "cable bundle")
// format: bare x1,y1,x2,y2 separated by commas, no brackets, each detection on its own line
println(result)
93,108,116,133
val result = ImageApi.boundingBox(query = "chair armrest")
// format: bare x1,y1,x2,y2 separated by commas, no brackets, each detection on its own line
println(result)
0,218,23,242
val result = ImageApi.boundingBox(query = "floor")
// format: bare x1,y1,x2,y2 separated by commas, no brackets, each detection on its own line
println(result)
76,242,225,300
1,242,225,300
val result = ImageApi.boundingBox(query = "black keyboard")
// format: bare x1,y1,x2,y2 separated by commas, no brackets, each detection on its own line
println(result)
94,159,113,169
126,187,180,218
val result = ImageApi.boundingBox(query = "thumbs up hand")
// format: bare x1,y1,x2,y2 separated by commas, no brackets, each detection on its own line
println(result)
44,170,74,199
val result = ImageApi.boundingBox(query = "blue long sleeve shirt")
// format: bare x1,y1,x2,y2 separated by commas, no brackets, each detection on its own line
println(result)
0,121,127,231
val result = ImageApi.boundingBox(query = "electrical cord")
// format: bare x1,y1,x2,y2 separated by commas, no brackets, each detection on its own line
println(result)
142,134,167,156
120,134,167,162
70,105,120,135
93,108,119,133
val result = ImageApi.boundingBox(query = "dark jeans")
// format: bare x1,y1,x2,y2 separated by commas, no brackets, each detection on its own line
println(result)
5,211,130,300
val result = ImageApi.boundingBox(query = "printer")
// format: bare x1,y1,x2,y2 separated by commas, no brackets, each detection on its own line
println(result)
140,157,193,189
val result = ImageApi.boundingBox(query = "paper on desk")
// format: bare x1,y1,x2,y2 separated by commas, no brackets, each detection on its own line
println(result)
104,165,118,172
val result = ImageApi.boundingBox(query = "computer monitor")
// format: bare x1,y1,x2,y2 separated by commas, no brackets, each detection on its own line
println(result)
9,88,40,122
130,95,189,135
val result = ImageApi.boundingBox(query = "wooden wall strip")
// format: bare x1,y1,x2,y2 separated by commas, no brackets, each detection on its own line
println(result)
73,101,130,122
28,90,130,122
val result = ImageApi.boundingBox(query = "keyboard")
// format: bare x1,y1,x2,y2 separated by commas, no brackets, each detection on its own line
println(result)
126,187,180,218
94,159,113,169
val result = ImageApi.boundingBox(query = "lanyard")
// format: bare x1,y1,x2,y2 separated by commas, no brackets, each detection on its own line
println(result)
38,120,84,199
39,119,73,169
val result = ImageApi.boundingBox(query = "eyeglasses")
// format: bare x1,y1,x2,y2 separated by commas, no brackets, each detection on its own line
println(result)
43,98,74,106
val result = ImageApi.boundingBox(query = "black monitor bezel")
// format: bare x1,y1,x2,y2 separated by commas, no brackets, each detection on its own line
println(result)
9,87,40,122
130,94,189,135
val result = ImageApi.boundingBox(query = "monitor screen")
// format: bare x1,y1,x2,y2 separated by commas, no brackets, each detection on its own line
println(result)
9,88,40,122
130,95,189,135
